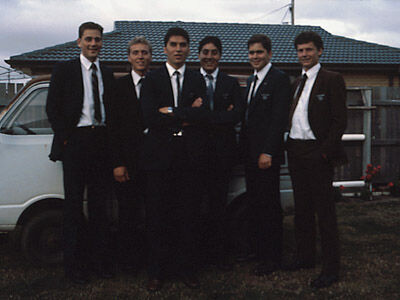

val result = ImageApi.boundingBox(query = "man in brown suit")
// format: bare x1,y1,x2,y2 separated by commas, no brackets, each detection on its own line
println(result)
285,31,347,289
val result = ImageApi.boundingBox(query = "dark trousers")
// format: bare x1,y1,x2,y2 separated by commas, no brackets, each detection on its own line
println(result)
62,126,112,273
245,164,283,264
114,173,146,267
287,138,340,275
203,166,231,262
145,137,202,278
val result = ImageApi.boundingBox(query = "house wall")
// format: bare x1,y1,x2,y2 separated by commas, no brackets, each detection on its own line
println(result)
343,73,400,87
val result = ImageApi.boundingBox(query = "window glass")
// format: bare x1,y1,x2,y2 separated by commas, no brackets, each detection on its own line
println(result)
11,88,53,135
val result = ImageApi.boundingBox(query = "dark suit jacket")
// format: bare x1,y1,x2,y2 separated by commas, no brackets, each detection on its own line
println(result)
201,71,245,169
289,67,347,165
108,73,143,172
241,65,291,168
46,58,115,161
140,65,207,171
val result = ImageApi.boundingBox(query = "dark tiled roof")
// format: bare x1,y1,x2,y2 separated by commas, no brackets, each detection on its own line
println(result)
9,20,400,65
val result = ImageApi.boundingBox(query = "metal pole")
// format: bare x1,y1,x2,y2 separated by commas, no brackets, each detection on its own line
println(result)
291,0,295,25
362,88,372,174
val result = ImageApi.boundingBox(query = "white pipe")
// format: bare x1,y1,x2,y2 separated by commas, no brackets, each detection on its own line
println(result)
342,134,365,141
333,181,365,188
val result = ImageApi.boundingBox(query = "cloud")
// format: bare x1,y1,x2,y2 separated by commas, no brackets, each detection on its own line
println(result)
1,0,399,69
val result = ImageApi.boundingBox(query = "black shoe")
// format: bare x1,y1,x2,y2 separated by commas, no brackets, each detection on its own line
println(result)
236,252,256,262
217,262,233,272
282,260,315,271
65,269,89,284
310,274,339,289
181,273,200,289
253,261,281,276
92,264,115,279
147,278,163,292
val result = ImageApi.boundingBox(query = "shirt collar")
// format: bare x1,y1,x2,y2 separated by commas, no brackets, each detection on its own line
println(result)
166,62,186,78
302,63,321,79
253,62,272,82
80,53,100,71
200,67,219,79
131,69,144,86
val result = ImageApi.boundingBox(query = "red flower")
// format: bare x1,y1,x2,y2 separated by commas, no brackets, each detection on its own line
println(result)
339,185,345,191
367,163,372,168
366,174,372,181
377,165,381,169
388,182,394,187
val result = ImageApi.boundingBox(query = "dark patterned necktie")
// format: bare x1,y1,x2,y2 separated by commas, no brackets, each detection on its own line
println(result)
91,63,101,123
174,70,181,107
206,74,214,111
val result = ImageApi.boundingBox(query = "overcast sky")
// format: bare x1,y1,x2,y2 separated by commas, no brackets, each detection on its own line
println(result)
1,0,399,71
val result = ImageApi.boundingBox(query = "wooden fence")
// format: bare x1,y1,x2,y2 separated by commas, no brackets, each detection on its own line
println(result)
336,87,400,183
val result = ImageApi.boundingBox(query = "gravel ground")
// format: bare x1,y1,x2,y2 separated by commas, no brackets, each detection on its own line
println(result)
1,196,400,299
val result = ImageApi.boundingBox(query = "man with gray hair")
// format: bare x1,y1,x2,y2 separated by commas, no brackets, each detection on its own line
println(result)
108,36,152,272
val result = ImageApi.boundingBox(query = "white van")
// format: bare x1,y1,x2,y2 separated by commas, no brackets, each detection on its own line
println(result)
0,76,294,265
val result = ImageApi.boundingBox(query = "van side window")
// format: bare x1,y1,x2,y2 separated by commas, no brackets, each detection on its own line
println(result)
10,88,53,135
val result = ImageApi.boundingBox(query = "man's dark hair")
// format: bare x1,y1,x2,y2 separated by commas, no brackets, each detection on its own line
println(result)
164,27,190,46
294,31,324,50
79,22,103,38
198,36,222,54
247,34,272,52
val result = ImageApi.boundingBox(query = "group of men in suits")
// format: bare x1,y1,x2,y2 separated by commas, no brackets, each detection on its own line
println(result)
46,21,346,291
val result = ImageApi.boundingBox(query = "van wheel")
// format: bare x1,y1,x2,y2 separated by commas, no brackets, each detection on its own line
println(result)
21,210,63,265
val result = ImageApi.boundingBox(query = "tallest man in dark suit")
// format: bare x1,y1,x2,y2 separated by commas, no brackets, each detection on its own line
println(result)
241,34,291,276
140,27,207,291
286,31,347,289
46,22,115,284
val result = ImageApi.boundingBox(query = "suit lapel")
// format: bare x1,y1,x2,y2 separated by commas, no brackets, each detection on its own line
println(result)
213,72,225,110
181,68,196,107
161,65,175,107
248,67,273,115
74,58,84,103
288,76,302,123
308,68,324,112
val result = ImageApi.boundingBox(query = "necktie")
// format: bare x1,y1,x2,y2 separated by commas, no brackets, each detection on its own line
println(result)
174,70,181,107
206,74,214,111
245,75,258,120
248,74,258,104
137,77,144,99
91,63,101,123
289,73,308,123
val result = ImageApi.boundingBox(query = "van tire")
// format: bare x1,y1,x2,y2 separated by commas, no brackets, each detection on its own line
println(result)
20,209,63,265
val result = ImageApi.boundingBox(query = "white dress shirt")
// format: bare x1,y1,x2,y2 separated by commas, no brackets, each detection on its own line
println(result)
131,69,144,99
77,54,105,127
247,62,272,103
200,67,218,90
165,62,185,107
289,63,321,140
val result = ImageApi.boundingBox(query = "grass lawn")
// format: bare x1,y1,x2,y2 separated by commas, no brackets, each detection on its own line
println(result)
1,196,399,299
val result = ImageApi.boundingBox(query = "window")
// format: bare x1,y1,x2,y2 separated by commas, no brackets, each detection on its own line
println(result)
9,88,53,135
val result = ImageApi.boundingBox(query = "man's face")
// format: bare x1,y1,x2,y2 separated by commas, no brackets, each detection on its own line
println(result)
248,42,272,71
296,41,322,71
77,29,103,62
164,35,189,69
199,42,221,74
128,43,152,76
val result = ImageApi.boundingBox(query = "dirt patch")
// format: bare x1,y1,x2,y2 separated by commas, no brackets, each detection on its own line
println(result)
1,197,400,299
